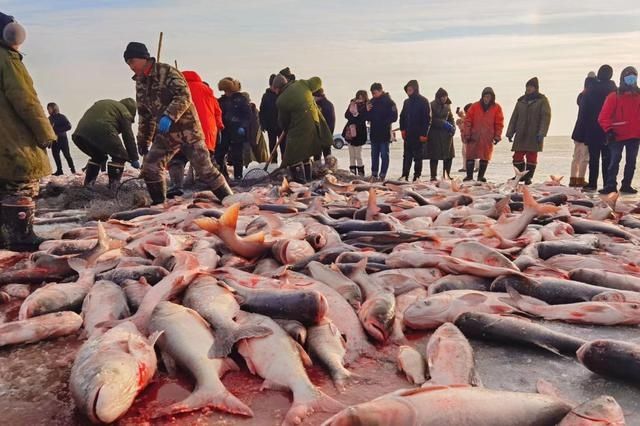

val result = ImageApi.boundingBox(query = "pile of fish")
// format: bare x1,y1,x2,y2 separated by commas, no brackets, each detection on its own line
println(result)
1,172,640,425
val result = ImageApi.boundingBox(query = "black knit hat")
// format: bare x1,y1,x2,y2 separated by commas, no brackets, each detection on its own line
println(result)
526,77,539,90
0,12,14,35
124,42,150,62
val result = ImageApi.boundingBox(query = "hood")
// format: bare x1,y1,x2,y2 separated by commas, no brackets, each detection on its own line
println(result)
404,79,419,94
182,70,202,83
435,87,451,104
525,77,539,91
119,98,137,120
597,64,613,81
307,76,323,93
481,87,495,102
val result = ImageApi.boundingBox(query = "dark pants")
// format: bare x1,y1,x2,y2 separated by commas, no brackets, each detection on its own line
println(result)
587,142,611,188
215,139,244,179
402,139,423,178
72,135,126,166
314,146,332,161
605,139,639,190
371,141,390,178
267,130,285,163
51,136,75,173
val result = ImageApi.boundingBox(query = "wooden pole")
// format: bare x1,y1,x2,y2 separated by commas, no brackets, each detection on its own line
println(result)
156,32,164,62
174,60,178,69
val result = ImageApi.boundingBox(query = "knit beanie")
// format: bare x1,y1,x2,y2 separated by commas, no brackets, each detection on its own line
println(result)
124,42,150,62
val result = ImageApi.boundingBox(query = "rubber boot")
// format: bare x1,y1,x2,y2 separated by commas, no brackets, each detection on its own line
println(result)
523,163,536,185
0,197,47,252
477,160,489,182
167,163,185,199
83,161,101,187
513,161,525,181
289,162,307,184
349,166,357,175
303,160,313,182
212,179,233,201
146,180,166,206
107,162,125,191
357,166,365,177
463,160,474,181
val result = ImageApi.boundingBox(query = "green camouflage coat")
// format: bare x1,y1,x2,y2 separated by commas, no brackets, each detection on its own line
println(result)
134,60,203,152
0,44,55,181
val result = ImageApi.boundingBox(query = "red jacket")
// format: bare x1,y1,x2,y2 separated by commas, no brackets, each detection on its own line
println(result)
463,101,504,161
598,91,640,142
182,70,224,151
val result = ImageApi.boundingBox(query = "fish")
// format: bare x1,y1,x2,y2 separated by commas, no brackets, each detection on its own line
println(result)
271,239,316,264
0,252,74,285
568,268,640,293
532,237,599,260
307,318,352,388
182,275,272,358
109,207,163,221
540,221,575,241
396,345,427,385
96,265,169,285
307,261,363,309
0,311,82,347
577,339,640,383
558,395,626,426
619,214,640,229
1,284,31,299
70,322,160,423
274,319,307,345
569,216,639,243
81,280,130,338
425,322,481,386
322,385,571,426
148,301,253,418
236,312,344,425
122,278,152,311
454,312,587,356
428,275,492,295
370,268,444,292
450,241,519,270
391,205,442,221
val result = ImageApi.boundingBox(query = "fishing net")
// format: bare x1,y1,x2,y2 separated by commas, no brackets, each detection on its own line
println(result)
115,177,149,208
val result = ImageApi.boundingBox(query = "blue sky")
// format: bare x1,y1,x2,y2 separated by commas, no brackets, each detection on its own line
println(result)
3,1,639,135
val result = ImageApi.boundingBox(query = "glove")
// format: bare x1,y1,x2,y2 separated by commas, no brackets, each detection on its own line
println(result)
493,137,501,145
138,143,149,157
443,122,455,133
419,136,428,143
157,115,173,134
130,160,141,169
401,130,407,140
37,139,55,149
237,127,246,136
536,135,545,144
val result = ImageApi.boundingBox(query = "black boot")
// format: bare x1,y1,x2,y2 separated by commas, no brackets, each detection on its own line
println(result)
0,198,47,252
523,163,536,185
349,166,357,175
463,160,475,181
303,160,313,181
289,162,307,184
357,166,365,177
146,180,166,205
107,162,125,191
83,161,101,186
443,159,453,179
513,161,525,181
429,160,438,181
167,163,185,199
477,160,489,182
212,179,233,201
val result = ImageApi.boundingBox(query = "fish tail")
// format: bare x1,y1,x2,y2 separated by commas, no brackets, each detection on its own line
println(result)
208,323,273,358
151,388,253,419
523,186,559,215
193,217,220,233
286,390,345,426
219,203,240,230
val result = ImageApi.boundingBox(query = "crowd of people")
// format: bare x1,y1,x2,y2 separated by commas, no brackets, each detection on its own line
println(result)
1,10,640,251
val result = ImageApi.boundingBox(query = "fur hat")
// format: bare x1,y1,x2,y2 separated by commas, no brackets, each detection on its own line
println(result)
218,77,241,93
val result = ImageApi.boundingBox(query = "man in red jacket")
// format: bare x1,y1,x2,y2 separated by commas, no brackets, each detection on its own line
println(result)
598,66,640,194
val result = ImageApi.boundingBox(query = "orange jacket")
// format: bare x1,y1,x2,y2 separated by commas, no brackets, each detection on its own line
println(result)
182,70,224,151
463,101,504,161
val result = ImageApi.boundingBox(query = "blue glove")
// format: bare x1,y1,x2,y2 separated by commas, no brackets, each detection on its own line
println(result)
443,122,455,133
536,134,545,144
130,160,141,169
237,127,246,136
157,115,173,134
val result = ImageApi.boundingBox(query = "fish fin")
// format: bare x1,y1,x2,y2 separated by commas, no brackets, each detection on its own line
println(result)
536,379,575,406
286,390,345,426
236,340,259,375
592,291,626,302
401,384,470,397
260,379,289,392
219,357,240,377
458,292,489,306
93,258,119,275
208,322,273,358
95,221,110,252
193,217,220,234
494,197,512,217
471,369,483,387
294,340,313,367
242,232,265,243
151,388,253,419
67,257,88,274
523,186,559,215
184,307,212,329
365,188,380,221
147,330,163,347
354,258,368,274
219,203,240,231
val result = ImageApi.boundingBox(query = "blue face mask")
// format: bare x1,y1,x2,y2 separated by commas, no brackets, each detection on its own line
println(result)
624,74,638,86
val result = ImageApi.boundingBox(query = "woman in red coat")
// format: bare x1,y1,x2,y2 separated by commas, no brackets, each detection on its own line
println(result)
462,87,504,182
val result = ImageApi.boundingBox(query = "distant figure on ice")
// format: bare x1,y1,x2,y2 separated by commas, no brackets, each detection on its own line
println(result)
569,71,597,187
506,77,551,185
259,74,284,163
0,12,56,251
343,90,368,176
456,103,475,172
598,66,640,195
72,98,139,189
366,82,398,181
124,41,232,204
426,88,455,180
313,88,335,161
399,80,430,182
47,102,76,176
462,87,504,182
581,65,617,192
271,74,333,183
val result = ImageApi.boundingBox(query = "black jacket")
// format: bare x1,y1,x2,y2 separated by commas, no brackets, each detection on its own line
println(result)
400,92,430,143
365,92,398,144
580,78,617,146
343,100,368,146
219,92,252,143
258,89,280,134
48,113,72,143
316,96,336,134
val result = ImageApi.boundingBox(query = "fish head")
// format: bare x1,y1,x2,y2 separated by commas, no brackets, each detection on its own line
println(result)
358,297,396,342
322,398,417,426
565,396,625,425
403,295,452,330
432,322,465,341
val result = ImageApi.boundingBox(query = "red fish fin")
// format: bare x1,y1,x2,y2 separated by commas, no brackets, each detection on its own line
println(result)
523,186,559,215
151,388,253,419
193,217,220,233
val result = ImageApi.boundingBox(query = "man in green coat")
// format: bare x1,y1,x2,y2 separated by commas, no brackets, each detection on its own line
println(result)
506,77,551,185
272,74,332,183
72,98,140,188
0,13,56,251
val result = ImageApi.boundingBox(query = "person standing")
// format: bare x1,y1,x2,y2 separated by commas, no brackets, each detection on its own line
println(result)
399,80,430,181
598,66,640,195
582,65,617,191
365,82,398,181
426,88,456,180
506,77,551,185
313,88,335,161
259,74,283,163
462,87,504,182
47,102,76,176
569,72,596,187
0,12,56,251
271,74,333,183
124,42,232,205
216,77,252,181
72,98,140,188
343,90,368,176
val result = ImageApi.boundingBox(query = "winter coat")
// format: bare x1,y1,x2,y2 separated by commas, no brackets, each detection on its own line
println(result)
259,88,281,134
343,100,368,146
316,96,336,134
276,77,333,166
400,91,430,144
218,92,252,145
182,70,223,152
135,60,204,152
73,99,139,163
0,44,56,181
49,113,72,145
365,92,398,144
571,92,586,143
463,99,504,161
244,103,269,165
426,99,455,160
506,93,551,152
598,91,640,142
581,78,617,146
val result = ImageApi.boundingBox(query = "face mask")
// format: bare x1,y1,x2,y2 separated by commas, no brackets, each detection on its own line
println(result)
624,74,638,86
